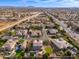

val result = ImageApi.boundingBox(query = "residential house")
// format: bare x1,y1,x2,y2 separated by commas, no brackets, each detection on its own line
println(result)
33,40,43,51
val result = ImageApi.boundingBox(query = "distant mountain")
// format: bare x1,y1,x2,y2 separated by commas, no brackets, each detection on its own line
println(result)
27,6,35,8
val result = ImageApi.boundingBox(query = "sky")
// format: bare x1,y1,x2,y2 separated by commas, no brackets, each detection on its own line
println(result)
0,0,79,7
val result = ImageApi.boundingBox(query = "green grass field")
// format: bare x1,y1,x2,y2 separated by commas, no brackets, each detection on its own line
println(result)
45,46,53,55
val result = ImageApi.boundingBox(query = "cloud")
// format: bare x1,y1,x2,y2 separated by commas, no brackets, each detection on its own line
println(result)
26,1,37,3
56,0,63,2
75,0,79,1
0,0,79,7
15,0,79,7
39,0,49,1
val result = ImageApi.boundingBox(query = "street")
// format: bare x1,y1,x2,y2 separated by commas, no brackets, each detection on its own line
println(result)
0,12,42,32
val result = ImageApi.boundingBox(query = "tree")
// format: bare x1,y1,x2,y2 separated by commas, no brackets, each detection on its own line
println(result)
20,51,25,56
43,40,49,45
43,53,49,59
30,52,34,59
25,47,29,53
64,50,71,56
11,30,16,36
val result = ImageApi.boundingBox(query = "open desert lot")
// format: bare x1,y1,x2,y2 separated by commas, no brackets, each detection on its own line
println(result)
0,22,15,29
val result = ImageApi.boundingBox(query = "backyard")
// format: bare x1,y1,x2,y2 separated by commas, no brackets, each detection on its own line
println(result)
16,50,25,58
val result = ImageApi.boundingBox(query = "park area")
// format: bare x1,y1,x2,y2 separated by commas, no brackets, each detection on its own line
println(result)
45,46,53,55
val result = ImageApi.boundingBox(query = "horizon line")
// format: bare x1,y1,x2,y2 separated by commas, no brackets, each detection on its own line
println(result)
0,6,79,8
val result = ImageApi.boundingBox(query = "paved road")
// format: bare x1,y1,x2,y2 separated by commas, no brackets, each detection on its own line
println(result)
45,12,77,40
0,12,42,32
42,23,48,40
45,12,79,48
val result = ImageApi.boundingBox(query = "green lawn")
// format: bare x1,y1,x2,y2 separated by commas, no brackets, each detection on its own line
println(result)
30,26,42,30
0,40,7,47
16,50,24,58
31,36,40,38
19,39,24,43
15,39,24,58
19,36,25,39
45,47,53,55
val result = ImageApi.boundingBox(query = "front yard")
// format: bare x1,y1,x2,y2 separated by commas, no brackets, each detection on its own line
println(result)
16,50,25,58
